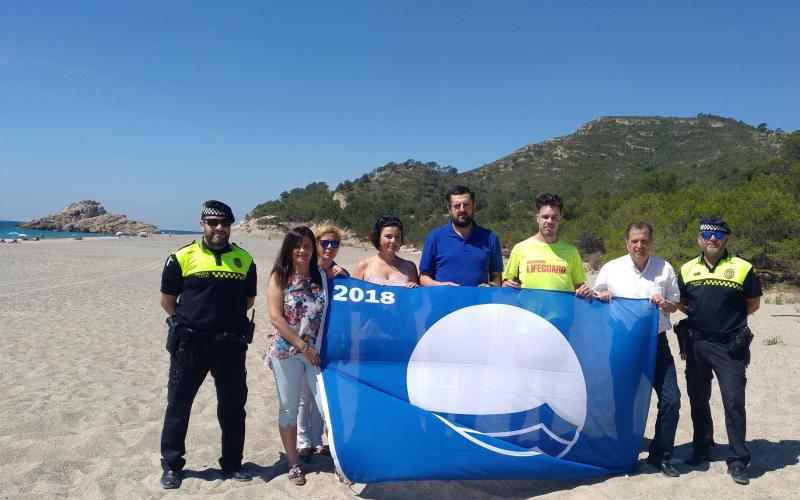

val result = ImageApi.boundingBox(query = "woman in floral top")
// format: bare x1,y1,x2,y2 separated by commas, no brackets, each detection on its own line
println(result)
266,226,326,486
296,225,349,463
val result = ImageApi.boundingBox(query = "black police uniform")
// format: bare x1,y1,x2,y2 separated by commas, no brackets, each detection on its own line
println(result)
678,250,761,469
160,238,257,474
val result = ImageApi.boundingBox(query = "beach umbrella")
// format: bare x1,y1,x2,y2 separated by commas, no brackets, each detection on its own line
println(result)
18,233,28,238
8,231,19,235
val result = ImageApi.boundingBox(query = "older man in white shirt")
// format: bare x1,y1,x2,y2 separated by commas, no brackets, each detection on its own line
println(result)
594,222,681,478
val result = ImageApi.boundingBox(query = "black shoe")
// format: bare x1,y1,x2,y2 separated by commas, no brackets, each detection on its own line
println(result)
729,465,749,485
222,469,253,482
684,450,711,466
160,469,182,489
657,461,680,477
647,457,680,477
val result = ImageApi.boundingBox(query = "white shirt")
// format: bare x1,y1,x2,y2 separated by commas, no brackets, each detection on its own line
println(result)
594,254,680,333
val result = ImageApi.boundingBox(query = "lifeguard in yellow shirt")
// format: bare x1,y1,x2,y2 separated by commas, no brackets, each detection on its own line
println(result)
502,193,593,297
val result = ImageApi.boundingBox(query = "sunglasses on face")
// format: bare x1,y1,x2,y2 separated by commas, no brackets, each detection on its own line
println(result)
204,218,232,228
700,230,726,240
319,239,340,249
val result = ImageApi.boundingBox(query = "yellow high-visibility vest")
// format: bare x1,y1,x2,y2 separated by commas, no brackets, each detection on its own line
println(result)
174,240,253,280
679,253,752,292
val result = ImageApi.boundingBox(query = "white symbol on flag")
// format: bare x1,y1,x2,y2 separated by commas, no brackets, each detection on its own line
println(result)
407,304,587,458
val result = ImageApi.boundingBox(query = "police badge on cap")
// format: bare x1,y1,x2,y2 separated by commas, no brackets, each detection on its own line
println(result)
202,200,235,222
699,215,730,234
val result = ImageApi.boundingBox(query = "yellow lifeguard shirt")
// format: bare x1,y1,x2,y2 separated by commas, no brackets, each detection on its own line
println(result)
503,237,586,291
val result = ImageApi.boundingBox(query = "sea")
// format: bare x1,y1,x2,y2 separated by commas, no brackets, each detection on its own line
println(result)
0,220,200,240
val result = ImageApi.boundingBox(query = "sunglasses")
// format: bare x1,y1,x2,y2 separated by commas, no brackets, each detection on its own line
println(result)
319,239,340,249
377,215,403,228
204,218,232,228
700,230,726,240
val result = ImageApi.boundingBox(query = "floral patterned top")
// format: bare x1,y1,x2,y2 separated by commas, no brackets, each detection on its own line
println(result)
265,272,326,365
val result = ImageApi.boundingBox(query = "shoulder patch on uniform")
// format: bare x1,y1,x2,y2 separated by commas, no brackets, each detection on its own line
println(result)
234,257,242,268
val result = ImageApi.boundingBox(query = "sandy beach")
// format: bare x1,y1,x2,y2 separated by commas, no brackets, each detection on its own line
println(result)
1,234,798,499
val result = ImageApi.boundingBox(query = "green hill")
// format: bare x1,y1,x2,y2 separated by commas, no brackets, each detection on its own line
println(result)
248,115,799,283
466,115,781,198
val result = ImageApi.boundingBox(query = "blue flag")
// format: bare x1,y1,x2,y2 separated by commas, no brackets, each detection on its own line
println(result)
317,277,659,483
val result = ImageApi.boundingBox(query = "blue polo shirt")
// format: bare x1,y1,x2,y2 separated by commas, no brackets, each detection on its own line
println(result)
419,223,503,286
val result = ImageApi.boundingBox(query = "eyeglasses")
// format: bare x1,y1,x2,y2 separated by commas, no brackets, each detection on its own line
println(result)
319,239,340,249
377,215,402,228
204,218,232,228
700,230,726,240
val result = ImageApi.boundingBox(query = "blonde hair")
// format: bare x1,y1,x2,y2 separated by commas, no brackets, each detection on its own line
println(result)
315,224,343,240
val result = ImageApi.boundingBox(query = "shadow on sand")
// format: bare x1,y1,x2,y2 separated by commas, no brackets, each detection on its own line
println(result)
356,438,800,498
177,451,339,485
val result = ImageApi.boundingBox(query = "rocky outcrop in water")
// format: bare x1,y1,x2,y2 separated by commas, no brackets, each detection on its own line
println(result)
19,200,159,234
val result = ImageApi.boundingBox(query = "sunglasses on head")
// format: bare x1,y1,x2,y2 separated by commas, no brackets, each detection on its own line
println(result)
319,239,340,249
204,218,232,228
377,215,402,227
700,230,726,240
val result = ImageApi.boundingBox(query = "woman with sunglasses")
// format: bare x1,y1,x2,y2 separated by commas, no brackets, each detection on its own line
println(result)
265,226,326,486
353,215,419,288
295,225,349,463
315,225,349,279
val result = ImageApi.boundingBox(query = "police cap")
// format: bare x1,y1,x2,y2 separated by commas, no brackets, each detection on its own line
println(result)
699,215,730,234
202,200,235,222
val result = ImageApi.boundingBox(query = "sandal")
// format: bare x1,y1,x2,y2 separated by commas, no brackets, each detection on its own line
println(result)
335,468,351,485
288,464,306,486
298,447,313,463
314,445,331,456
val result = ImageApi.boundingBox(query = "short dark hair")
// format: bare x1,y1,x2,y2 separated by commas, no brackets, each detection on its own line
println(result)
626,221,654,240
271,226,321,287
369,215,404,250
446,186,475,205
535,193,563,212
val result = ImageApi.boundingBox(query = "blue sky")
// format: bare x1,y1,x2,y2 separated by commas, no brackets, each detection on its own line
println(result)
2,0,798,229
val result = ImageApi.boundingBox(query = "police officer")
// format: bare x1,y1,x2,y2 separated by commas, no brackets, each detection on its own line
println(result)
677,216,761,485
159,200,257,489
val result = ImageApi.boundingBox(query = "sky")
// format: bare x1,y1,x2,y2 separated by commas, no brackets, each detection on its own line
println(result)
1,1,798,230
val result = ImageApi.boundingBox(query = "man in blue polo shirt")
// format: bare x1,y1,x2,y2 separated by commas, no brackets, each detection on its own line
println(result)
419,186,503,287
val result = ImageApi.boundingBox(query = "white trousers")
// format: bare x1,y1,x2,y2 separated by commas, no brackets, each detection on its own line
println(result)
297,376,325,448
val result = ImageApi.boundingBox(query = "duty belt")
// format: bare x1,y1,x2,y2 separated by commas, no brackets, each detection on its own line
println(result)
178,325,249,345
688,327,729,343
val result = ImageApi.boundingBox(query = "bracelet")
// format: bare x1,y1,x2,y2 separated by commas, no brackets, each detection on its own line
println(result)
299,343,308,353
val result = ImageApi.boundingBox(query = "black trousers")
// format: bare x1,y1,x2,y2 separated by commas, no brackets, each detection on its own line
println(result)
685,338,748,468
160,340,248,473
